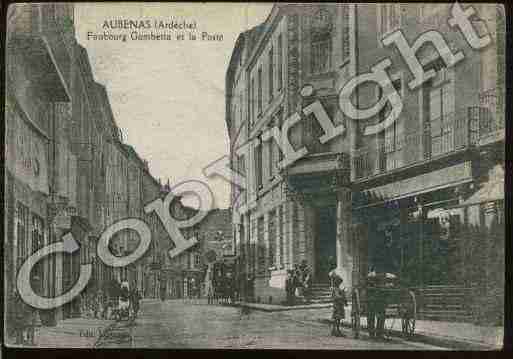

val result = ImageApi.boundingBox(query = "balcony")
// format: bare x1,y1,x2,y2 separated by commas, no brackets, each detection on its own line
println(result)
282,152,351,198
478,88,504,145
352,106,499,181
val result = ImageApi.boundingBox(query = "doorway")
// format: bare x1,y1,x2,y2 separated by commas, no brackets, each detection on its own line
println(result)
314,205,337,283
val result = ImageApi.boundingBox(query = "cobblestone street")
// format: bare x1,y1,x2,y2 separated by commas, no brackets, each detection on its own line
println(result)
95,300,448,349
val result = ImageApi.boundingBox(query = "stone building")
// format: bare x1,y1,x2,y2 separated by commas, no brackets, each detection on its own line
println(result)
5,3,167,334
155,194,233,300
5,3,77,326
226,4,504,322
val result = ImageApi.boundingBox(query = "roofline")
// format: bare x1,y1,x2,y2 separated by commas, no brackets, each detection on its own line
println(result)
246,4,283,70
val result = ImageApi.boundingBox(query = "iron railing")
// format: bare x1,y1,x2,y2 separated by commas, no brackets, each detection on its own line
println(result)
479,88,504,136
352,107,486,180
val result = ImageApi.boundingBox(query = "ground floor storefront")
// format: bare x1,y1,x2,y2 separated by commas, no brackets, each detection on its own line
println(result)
239,157,504,325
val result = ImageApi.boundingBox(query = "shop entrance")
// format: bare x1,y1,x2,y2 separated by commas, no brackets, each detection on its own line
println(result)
313,205,337,283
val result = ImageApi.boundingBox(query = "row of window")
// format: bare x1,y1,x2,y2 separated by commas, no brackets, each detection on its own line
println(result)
250,33,284,126
15,202,45,294
357,61,456,176
239,205,290,274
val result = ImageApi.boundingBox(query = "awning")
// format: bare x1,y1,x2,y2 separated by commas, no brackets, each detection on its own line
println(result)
354,161,474,209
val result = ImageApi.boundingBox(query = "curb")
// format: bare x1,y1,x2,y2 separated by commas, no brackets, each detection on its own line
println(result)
318,318,497,350
234,302,332,312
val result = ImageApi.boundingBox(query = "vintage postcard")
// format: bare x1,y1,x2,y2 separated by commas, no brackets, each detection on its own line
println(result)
4,3,505,350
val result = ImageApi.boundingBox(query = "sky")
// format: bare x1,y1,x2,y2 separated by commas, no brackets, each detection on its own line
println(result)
75,3,273,209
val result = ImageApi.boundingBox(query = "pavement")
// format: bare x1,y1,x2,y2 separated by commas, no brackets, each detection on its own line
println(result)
96,299,450,349
236,301,503,350
4,299,502,349
5,317,115,348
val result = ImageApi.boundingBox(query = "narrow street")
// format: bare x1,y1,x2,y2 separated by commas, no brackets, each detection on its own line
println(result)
95,299,448,349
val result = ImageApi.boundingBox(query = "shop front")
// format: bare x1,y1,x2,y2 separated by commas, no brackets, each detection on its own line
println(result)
351,160,504,323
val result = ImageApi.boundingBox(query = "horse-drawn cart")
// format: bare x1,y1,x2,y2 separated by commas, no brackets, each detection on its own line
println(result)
351,273,417,339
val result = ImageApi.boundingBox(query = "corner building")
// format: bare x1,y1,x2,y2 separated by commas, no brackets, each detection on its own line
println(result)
226,4,505,324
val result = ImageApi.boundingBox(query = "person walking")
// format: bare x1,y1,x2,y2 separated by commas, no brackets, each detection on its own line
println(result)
367,268,386,339
292,269,303,303
330,274,348,337
12,290,35,345
246,274,254,302
285,270,295,306
303,270,313,304
205,268,214,305
130,288,141,319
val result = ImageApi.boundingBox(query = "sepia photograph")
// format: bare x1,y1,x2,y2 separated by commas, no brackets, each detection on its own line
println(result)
4,2,506,350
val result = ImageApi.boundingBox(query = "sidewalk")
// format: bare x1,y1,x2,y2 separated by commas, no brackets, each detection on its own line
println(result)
6,317,115,348
235,301,332,311
237,302,503,350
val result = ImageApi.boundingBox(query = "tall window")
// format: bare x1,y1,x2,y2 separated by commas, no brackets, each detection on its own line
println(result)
376,78,402,171
257,67,263,115
269,110,283,179
251,78,256,126
255,140,263,189
427,66,455,156
278,206,284,267
239,222,245,262
276,109,284,164
32,215,45,294
304,101,331,154
311,8,333,75
379,4,401,36
236,155,247,204
269,47,274,101
257,216,265,273
268,127,274,180
268,211,276,267
16,202,29,271
277,34,283,90
239,94,243,127
377,77,402,171
232,103,237,128
248,220,253,273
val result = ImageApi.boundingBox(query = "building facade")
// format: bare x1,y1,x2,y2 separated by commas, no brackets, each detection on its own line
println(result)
157,196,234,300
5,3,168,336
226,4,505,323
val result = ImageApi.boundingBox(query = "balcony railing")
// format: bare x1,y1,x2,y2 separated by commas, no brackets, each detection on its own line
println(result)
479,88,504,137
352,107,486,180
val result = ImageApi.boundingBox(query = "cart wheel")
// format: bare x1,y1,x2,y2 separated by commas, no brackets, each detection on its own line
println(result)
351,288,361,339
401,291,416,339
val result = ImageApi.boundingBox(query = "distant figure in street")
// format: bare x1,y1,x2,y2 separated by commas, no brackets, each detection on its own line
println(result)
12,290,35,345
190,278,197,299
299,260,309,282
367,267,386,339
246,274,255,302
285,270,295,306
160,285,166,302
130,289,141,318
118,281,130,320
330,274,348,337
303,271,313,303
205,268,214,304
292,269,303,301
